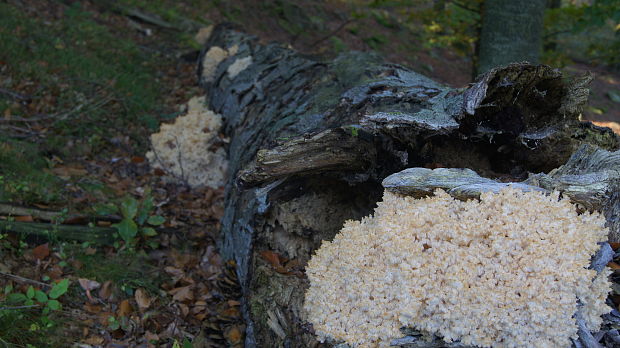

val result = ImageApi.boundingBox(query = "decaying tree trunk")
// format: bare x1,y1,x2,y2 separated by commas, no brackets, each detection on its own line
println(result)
198,24,620,348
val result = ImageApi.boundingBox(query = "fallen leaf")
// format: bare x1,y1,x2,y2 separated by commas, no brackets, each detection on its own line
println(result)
164,266,184,283
131,156,145,163
118,299,133,317
83,336,104,345
610,242,620,250
32,243,50,260
99,280,114,300
84,303,103,313
260,250,290,274
84,247,97,255
168,285,194,302
179,303,189,317
224,325,243,344
260,250,283,268
135,288,151,311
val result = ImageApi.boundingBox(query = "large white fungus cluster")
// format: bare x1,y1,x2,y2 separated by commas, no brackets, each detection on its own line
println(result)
304,187,611,348
146,96,228,188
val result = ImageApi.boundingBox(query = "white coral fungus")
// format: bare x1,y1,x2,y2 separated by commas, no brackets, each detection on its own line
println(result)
146,96,227,188
304,188,611,348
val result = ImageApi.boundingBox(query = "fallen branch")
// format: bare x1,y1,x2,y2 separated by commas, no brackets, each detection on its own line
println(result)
0,221,115,244
0,203,68,222
0,271,51,289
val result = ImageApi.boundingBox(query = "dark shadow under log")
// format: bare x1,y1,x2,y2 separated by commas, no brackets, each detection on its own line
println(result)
198,24,620,347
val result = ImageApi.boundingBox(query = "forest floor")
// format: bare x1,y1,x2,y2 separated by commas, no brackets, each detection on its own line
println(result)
0,1,619,347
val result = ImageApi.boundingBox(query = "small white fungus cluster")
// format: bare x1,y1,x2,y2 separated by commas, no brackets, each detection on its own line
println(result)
146,96,228,188
304,188,611,348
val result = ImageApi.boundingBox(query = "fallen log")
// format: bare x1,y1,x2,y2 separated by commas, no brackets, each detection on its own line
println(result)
198,24,620,347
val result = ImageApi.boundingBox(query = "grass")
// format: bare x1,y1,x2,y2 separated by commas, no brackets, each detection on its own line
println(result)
0,137,64,204
71,248,164,296
0,303,54,348
0,2,164,150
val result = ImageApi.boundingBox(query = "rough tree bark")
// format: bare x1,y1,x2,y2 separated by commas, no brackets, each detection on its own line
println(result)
476,0,546,76
198,25,620,348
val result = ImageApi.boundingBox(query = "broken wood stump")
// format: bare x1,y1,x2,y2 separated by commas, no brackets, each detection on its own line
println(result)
198,24,620,347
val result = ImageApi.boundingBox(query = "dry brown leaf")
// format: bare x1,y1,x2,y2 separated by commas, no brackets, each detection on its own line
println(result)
118,299,133,317
227,300,241,306
99,280,113,300
260,250,291,274
179,303,190,317
32,243,50,260
83,303,103,314
83,336,104,345
168,285,194,302
224,325,243,344
84,247,97,255
164,266,184,282
135,288,151,311
260,250,283,268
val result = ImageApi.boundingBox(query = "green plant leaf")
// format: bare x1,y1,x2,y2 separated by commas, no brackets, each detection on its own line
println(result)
115,218,138,242
47,299,60,310
120,196,139,219
146,215,165,226
183,338,193,348
49,279,69,299
35,290,48,303
26,286,35,299
93,202,119,215
142,227,158,237
7,293,27,303
25,299,34,306
136,195,154,225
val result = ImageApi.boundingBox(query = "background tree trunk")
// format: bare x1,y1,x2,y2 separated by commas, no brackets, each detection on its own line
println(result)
198,25,619,347
476,0,547,76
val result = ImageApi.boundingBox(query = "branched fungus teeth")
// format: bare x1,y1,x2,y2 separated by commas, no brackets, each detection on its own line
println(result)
304,187,611,348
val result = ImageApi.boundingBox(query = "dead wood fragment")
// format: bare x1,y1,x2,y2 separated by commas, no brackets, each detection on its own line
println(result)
0,221,115,244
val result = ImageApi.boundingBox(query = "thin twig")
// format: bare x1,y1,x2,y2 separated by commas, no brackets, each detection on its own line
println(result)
0,88,30,102
0,304,40,310
0,271,51,288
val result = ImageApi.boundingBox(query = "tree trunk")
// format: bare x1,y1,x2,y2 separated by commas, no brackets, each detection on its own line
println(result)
198,25,620,348
476,0,547,76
